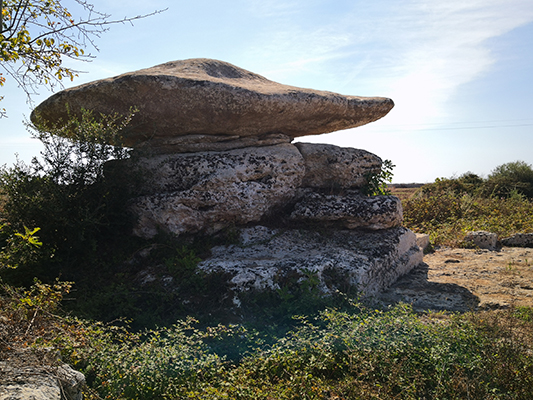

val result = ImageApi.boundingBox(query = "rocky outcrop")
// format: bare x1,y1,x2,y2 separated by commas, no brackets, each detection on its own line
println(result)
31,58,394,153
127,143,305,238
289,191,402,230
123,141,401,238
295,143,382,189
32,58,423,306
199,226,422,300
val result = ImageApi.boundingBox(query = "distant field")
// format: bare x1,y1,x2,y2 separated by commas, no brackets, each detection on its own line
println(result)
388,184,424,201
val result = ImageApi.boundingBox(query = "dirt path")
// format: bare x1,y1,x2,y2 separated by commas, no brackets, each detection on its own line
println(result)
379,247,533,312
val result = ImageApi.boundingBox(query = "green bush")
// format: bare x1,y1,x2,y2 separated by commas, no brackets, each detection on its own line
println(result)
0,225,43,269
414,162,533,201
403,164,533,246
404,192,533,247
65,304,533,399
362,159,395,196
416,172,484,198
0,109,141,281
484,160,533,198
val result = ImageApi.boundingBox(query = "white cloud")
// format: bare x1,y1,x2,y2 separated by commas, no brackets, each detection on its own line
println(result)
358,0,533,127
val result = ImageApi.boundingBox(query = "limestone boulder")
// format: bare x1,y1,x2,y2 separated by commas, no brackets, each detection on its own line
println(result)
464,231,498,250
289,191,403,230
415,233,431,252
198,225,423,299
501,233,533,248
0,363,85,400
295,142,382,189
31,58,394,153
127,143,305,238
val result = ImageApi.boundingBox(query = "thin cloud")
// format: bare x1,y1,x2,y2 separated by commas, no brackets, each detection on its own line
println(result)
243,0,532,127
361,0,533,126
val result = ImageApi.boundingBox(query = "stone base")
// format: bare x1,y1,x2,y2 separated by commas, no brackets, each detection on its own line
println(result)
198,226,423,305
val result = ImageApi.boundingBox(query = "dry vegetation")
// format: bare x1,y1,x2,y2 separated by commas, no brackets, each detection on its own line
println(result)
388,184,422,202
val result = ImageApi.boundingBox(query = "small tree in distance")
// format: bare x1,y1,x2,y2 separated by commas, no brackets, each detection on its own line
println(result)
485,160,533,198
0,0,165,117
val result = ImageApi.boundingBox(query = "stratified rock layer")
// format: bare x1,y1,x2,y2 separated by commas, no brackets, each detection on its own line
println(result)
31,58,394,153
128,143,305,238
198,226,423,299
295,142,382,189
289,191,403,230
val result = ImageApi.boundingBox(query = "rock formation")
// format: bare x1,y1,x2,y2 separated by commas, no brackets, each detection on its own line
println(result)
31,58,394,154
32,58,423,301
199,226,422,299
463,231,499,250
0,360,85,400
501,233,533,248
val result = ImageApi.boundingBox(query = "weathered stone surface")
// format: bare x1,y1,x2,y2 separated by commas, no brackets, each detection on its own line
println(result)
0,363,85,400
464,231,498,250
31,58,394,153
295,142,382,189
501,233,533,248
198,226,423,300
128,143,305,238
415,233,431,252
135,132,291,154
289,191,403,230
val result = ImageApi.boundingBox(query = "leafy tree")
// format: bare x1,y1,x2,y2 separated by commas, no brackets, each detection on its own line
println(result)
0,0,164,117
485,160,533,198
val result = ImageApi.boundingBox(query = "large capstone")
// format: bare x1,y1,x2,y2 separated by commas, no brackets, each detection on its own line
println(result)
126,143,305,238
31,58,394,153
198,225,423,299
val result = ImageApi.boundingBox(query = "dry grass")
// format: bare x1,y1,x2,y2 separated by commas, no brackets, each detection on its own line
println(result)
388,185,421,202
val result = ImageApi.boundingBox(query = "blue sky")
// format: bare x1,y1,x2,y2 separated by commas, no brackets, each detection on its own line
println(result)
2,0,533,183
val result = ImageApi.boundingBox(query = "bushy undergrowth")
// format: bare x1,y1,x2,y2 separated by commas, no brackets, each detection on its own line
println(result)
403,167,533,246
404,192,533,246
4,281,532,399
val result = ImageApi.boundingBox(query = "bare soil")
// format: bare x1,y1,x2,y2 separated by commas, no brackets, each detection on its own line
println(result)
378,246,533,312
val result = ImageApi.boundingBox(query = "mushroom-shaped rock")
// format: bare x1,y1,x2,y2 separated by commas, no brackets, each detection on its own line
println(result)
31,58,394,153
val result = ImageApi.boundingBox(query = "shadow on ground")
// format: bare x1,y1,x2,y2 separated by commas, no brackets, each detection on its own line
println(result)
377,263,480,312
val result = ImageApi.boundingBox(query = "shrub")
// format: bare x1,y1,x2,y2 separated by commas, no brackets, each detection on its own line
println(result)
0,225,43,269
0,109,141,281
484,160,533,198
415,172,484,198
70,304,533,399
403,165,533,246
3,279,533,399
362,159,395,196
